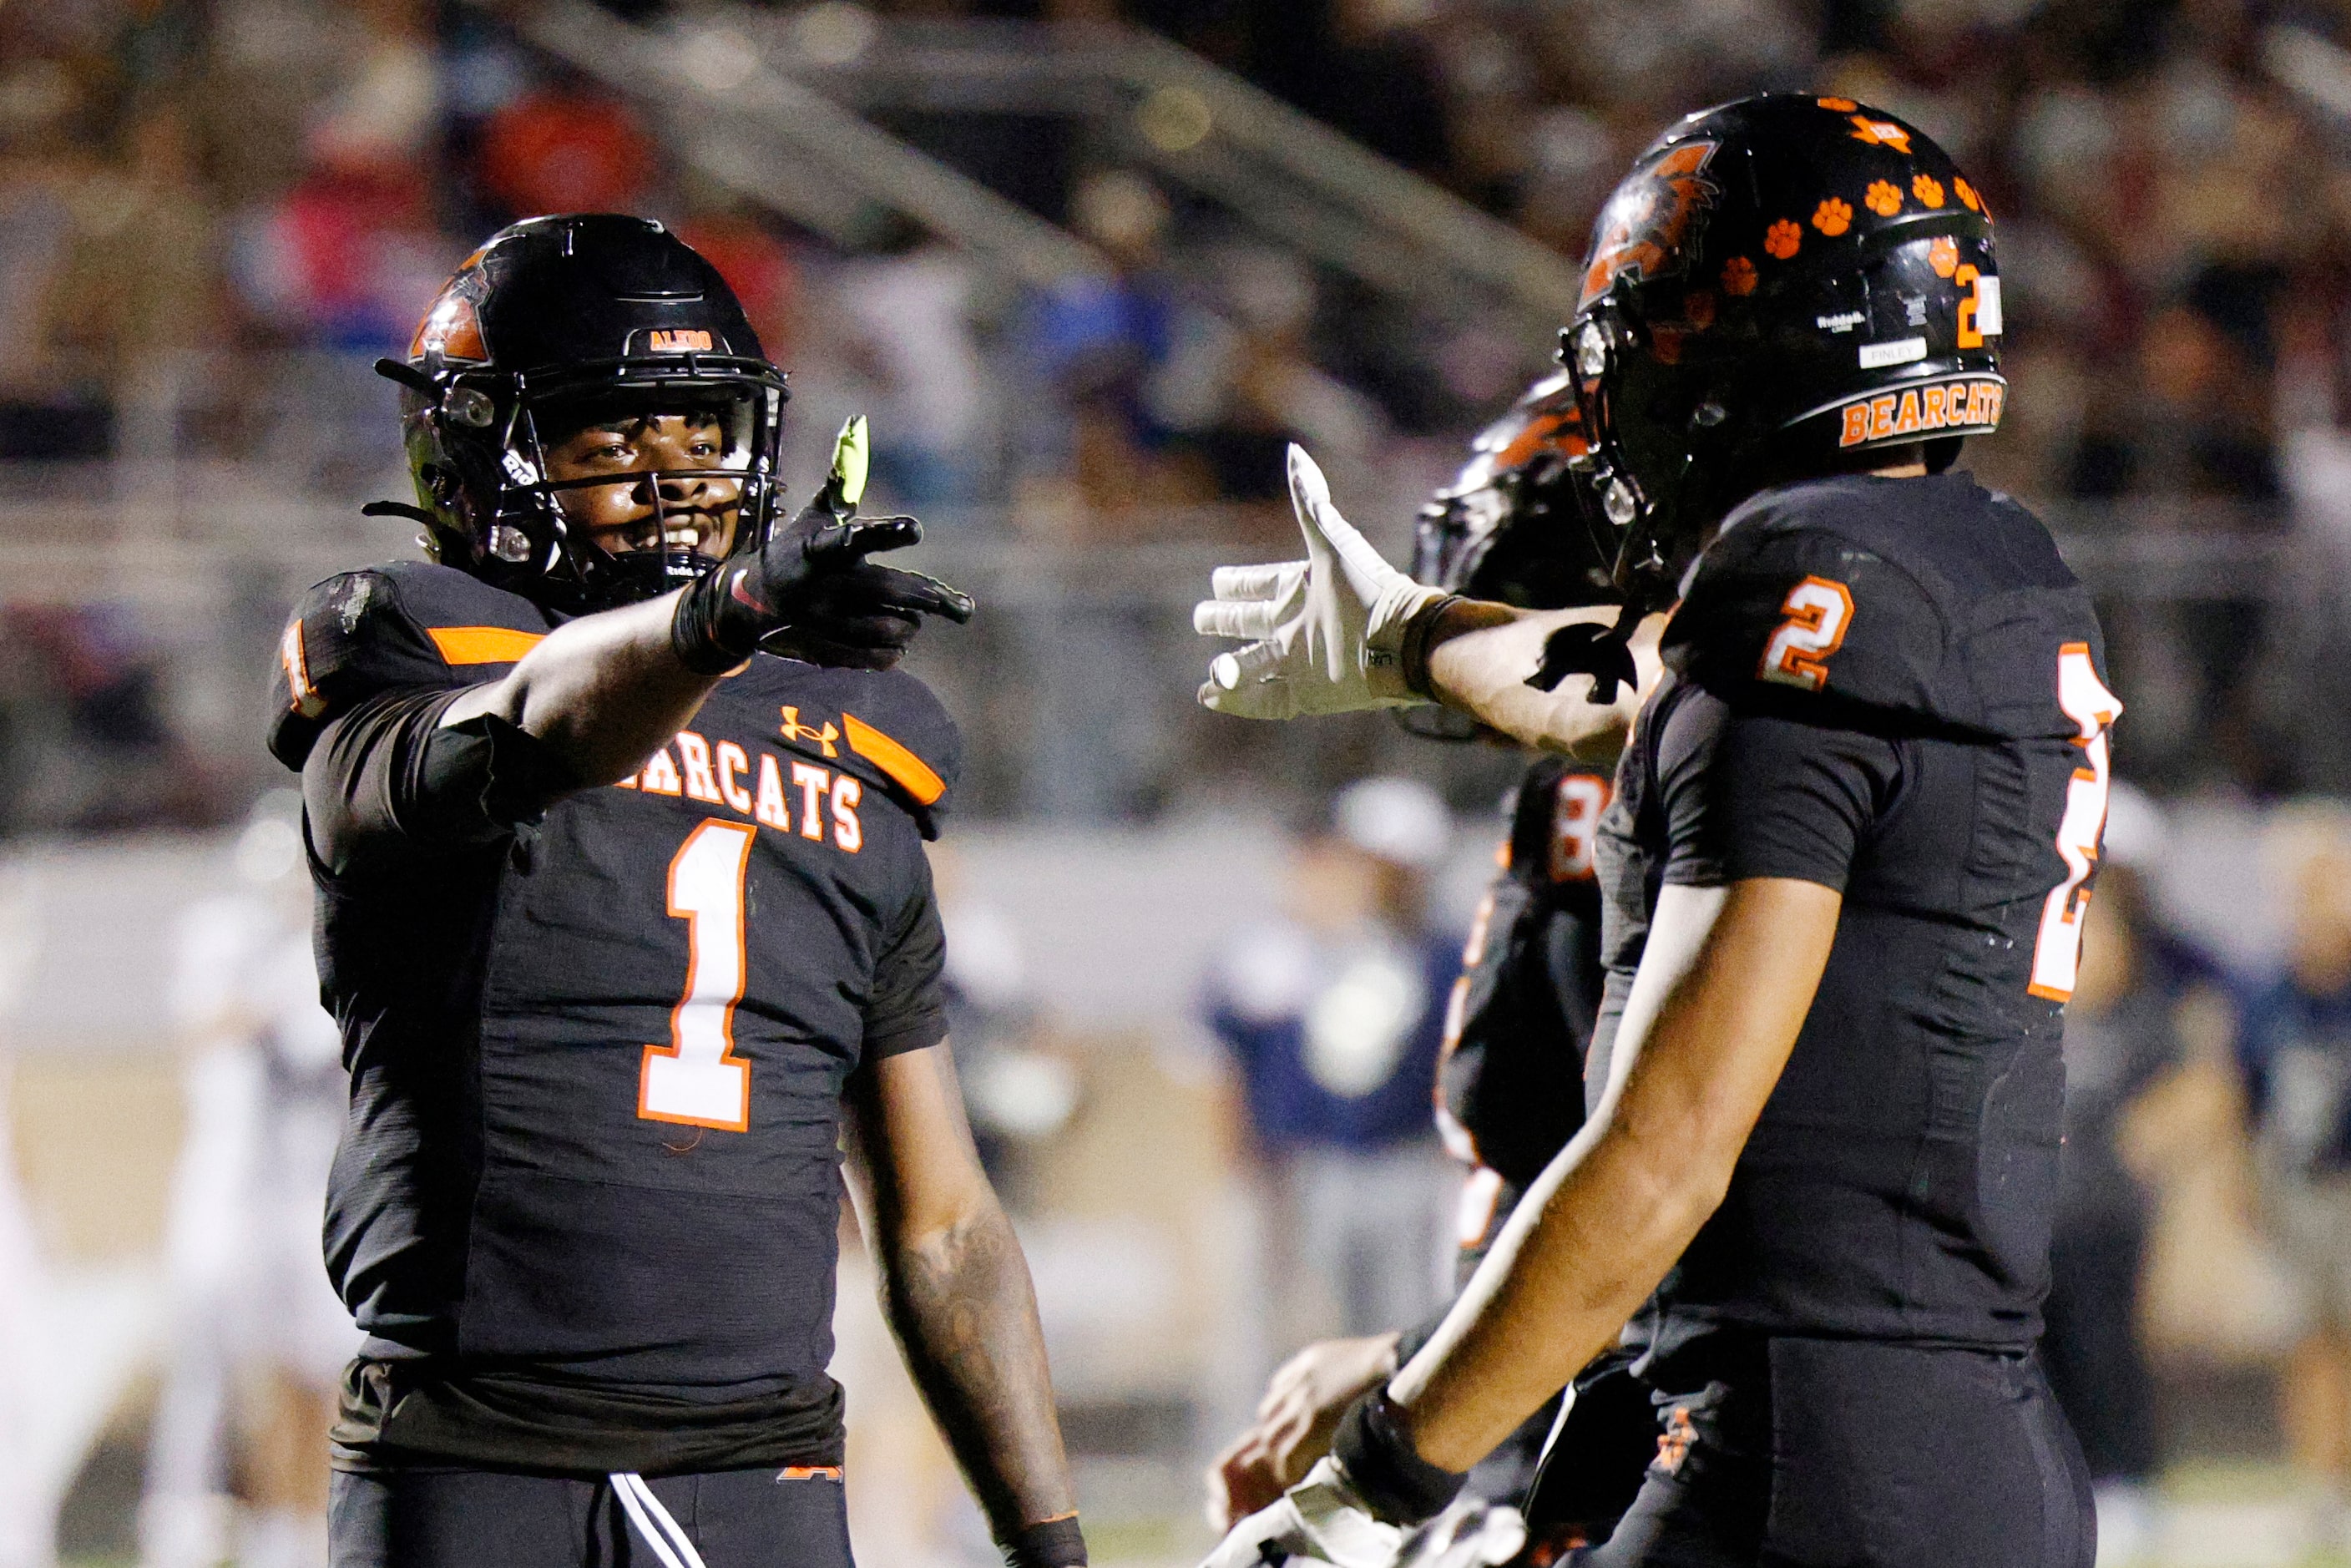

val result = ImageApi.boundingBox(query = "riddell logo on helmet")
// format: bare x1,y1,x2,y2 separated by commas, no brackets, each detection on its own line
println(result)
1836,377,2004,447
1580,141,1722,307
648,329,715,353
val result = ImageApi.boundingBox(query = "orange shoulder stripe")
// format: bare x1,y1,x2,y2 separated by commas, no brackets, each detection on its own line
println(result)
842,712,944,806
427,626,546,665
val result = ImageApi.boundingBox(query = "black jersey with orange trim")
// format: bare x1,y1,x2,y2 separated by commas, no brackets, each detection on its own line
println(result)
267,561,963,1474
1594,473,2116,1378
1436,756,1610,1259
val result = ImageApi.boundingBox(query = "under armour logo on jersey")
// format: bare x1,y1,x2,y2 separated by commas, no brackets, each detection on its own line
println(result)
779,706,839,757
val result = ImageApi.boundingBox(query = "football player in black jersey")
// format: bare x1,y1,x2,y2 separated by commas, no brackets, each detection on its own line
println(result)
1205,381,1660,1560
1196,98,2111,1567
270,216,1086,1568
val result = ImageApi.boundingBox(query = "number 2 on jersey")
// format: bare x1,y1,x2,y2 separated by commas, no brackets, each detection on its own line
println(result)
1759,576,1855,691
640,819,756,1130
2029,644,2121,1002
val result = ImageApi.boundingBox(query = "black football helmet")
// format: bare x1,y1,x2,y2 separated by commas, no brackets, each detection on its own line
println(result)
373,214,790,615
1563,94,2003,605
1411,371,1616,609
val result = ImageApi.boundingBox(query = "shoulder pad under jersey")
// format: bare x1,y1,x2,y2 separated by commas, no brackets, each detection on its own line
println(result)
747,660,965,840
267,562,554,770
1664,473,2106,740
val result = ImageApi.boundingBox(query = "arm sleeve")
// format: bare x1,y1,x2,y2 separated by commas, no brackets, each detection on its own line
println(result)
304,686,580,873
866,873,952,1059
1654,686,1903,893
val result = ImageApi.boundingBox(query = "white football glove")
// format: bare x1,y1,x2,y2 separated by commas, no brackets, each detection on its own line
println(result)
1198,1457,1401,1568
1198,1459,1527,1568
1195,445,1443,720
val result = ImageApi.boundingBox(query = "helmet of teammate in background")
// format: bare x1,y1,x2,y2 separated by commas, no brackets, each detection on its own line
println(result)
1562,93,2002,604
381,214,791,615
1411,371,1617,610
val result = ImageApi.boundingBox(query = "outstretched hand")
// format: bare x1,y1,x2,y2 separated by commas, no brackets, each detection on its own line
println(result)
1208,1333,1400,1530
1195,445,1441,719
673,415,973,674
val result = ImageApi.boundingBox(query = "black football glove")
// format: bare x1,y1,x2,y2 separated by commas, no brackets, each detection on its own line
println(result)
671,415,975,675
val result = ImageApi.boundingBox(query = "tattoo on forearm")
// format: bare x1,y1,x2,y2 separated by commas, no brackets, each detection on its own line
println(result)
880,1204,1076,1536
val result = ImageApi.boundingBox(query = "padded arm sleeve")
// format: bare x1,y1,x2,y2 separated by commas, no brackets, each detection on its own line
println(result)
304,687,581,874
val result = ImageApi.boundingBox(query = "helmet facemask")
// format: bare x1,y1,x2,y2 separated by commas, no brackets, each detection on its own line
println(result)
383,215,793,617
1561,300,1736,610
402,353,789,616
1413,377,1619,610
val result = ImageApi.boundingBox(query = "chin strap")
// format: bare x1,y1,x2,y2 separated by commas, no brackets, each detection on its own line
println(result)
360,499,439,526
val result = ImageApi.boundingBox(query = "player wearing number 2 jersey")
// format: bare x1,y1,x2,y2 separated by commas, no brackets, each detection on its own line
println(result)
1194,99,2113,1568
270,216,1085,1568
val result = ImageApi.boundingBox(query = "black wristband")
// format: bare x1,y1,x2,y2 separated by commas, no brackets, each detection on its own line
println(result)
670,564,759,676
1399,593,1465,699
1331,1388,1466,1526
1000,1515,1086,1568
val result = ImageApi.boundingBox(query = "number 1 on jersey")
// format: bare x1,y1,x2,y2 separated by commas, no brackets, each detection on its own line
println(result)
2029,644,2121,1001
640,819,756,1131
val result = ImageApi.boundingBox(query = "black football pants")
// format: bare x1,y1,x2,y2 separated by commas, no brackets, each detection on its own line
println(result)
1570,1339,2095,1568
329,1464,854,1568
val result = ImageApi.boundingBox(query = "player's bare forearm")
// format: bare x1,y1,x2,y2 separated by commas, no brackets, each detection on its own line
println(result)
880,1196,1077,1532
438,589,719,786
1423,604,1664,757
848,1045,1078,1537
1387,878,1841,1470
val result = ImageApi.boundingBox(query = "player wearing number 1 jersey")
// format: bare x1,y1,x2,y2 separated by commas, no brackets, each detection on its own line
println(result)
269,216,1085,1568
1195,99,2114,1567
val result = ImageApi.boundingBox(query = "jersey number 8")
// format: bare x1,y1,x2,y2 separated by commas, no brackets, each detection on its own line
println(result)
640,819,757,1131
2028,644,2121,1002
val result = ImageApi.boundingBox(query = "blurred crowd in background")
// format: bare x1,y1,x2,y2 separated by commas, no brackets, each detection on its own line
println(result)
17,0,2351,824
17,0,2351,1562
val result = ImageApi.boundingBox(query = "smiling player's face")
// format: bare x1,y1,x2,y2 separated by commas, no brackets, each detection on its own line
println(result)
543,410,744,563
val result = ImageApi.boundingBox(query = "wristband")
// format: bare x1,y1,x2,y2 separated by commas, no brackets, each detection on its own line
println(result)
1330,1388,1466,1527
670,564,760,676
1398,593,1465,699
1000,1513,1086,1568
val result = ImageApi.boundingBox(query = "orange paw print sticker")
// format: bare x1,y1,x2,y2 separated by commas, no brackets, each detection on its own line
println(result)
1818,96,1858,112
1848,114,1913,153
1813,198,1853,236
1764,221,1802,260
1722,255,1758,296
1864,180,1903,217
1954,176,1989,218
1928,235,1959,277
1912,174,1945,208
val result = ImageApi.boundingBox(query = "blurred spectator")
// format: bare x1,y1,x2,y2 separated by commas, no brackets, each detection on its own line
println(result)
0,607,224,837
1019,169,1185,515
2237,810,2351,1520
1153,243,1384,505
830,217,990,508
1202,777,1459,1346
929,841,1077,1207
2044,855,2182,1565
0,52,114,460
229,0,442,356
473,76,654,221
142,797,357,1568
676,199,802,364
